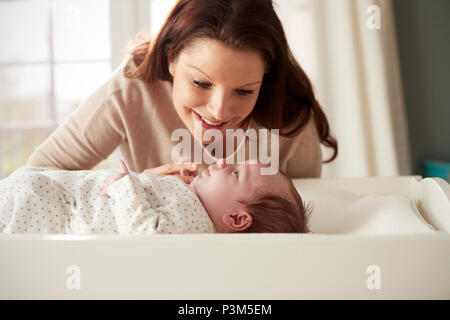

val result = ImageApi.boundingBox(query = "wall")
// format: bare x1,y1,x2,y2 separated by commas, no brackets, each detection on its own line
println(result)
392,0,450,176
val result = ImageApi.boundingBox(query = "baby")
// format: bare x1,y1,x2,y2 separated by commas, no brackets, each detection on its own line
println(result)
189,161,310,233
0,161,310,234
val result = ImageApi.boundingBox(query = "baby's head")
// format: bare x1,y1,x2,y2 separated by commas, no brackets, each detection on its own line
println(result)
191,161,310,233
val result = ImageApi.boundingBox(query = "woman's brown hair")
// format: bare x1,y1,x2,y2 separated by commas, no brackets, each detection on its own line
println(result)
124,0,337,163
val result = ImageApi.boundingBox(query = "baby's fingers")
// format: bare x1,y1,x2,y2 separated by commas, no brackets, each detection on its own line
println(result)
100,173,126,197
176,175,194,184
180,168,197,176
100,186,109,198
118,160,130,175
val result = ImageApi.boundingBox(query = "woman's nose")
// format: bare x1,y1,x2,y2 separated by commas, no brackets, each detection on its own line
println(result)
207,90,231,121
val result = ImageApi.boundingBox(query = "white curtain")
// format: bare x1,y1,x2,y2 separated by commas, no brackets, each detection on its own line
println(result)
310,0,411,177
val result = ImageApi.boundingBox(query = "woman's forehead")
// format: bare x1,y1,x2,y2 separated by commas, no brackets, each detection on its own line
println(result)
177,38,266,75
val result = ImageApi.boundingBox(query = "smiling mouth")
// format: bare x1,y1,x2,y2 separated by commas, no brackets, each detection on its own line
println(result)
193,111,230,130
202,116,222,126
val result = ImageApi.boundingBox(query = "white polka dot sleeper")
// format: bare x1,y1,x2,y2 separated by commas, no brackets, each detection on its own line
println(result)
0,166,216,235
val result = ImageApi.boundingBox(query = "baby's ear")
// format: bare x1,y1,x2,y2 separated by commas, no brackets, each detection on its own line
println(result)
222,211,253,232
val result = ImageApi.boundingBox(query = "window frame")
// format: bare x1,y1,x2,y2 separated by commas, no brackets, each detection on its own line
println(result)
0,0,151,176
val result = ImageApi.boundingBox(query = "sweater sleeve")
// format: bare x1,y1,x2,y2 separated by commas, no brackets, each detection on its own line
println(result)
26,88,125,170
105,174,168,234
25,59,142,171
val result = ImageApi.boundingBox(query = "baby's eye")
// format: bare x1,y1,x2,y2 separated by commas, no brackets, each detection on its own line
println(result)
233,170,239,177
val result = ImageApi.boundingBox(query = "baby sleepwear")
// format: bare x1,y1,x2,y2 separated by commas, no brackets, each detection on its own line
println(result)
0,167,215,234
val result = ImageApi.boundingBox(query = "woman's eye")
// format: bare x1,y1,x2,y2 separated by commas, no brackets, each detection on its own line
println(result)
233,170,239,177
192,80,211,89
236,89,253,96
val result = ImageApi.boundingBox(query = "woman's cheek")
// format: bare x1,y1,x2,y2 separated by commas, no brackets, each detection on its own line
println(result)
235,99,257,119
181,87,206,111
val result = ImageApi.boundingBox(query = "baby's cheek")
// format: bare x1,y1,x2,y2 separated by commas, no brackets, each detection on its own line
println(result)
205,185,226,204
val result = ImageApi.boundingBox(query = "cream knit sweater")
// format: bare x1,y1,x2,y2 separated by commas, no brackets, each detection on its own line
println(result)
27,58,323,178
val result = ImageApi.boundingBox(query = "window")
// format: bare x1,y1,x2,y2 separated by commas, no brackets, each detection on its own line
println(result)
149,0,177,37
0,0,112,177
274,0,318,84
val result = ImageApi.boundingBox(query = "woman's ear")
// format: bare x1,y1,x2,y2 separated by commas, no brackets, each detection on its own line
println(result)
222,211,253,232
168,59,175,77
168,52,176,77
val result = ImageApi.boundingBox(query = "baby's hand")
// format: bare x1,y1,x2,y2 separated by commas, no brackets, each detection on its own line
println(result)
100,160,130,197
175,169,195,184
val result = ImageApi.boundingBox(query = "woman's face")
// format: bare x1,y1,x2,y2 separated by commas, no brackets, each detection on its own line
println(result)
168,38,266,145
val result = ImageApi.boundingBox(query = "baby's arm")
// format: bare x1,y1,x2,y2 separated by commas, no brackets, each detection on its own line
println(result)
105,174,166,234
100,160,130,197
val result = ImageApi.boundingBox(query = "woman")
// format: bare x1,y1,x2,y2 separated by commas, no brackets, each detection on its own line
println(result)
27,0,337,178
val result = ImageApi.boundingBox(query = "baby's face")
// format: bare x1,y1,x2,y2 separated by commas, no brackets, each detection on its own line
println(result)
191,162,287,232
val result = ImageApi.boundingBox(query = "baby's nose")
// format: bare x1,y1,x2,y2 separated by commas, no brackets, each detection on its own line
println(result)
208,162,226,172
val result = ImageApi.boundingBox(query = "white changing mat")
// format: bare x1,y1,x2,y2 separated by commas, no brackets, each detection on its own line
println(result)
299,190,437,235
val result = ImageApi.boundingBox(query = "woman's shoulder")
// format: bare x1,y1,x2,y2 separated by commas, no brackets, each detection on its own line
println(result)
283,116,320,146
99,57,171,109
248,115,320,147
248,116,322,178
58,57,168,128
280,117,322,178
